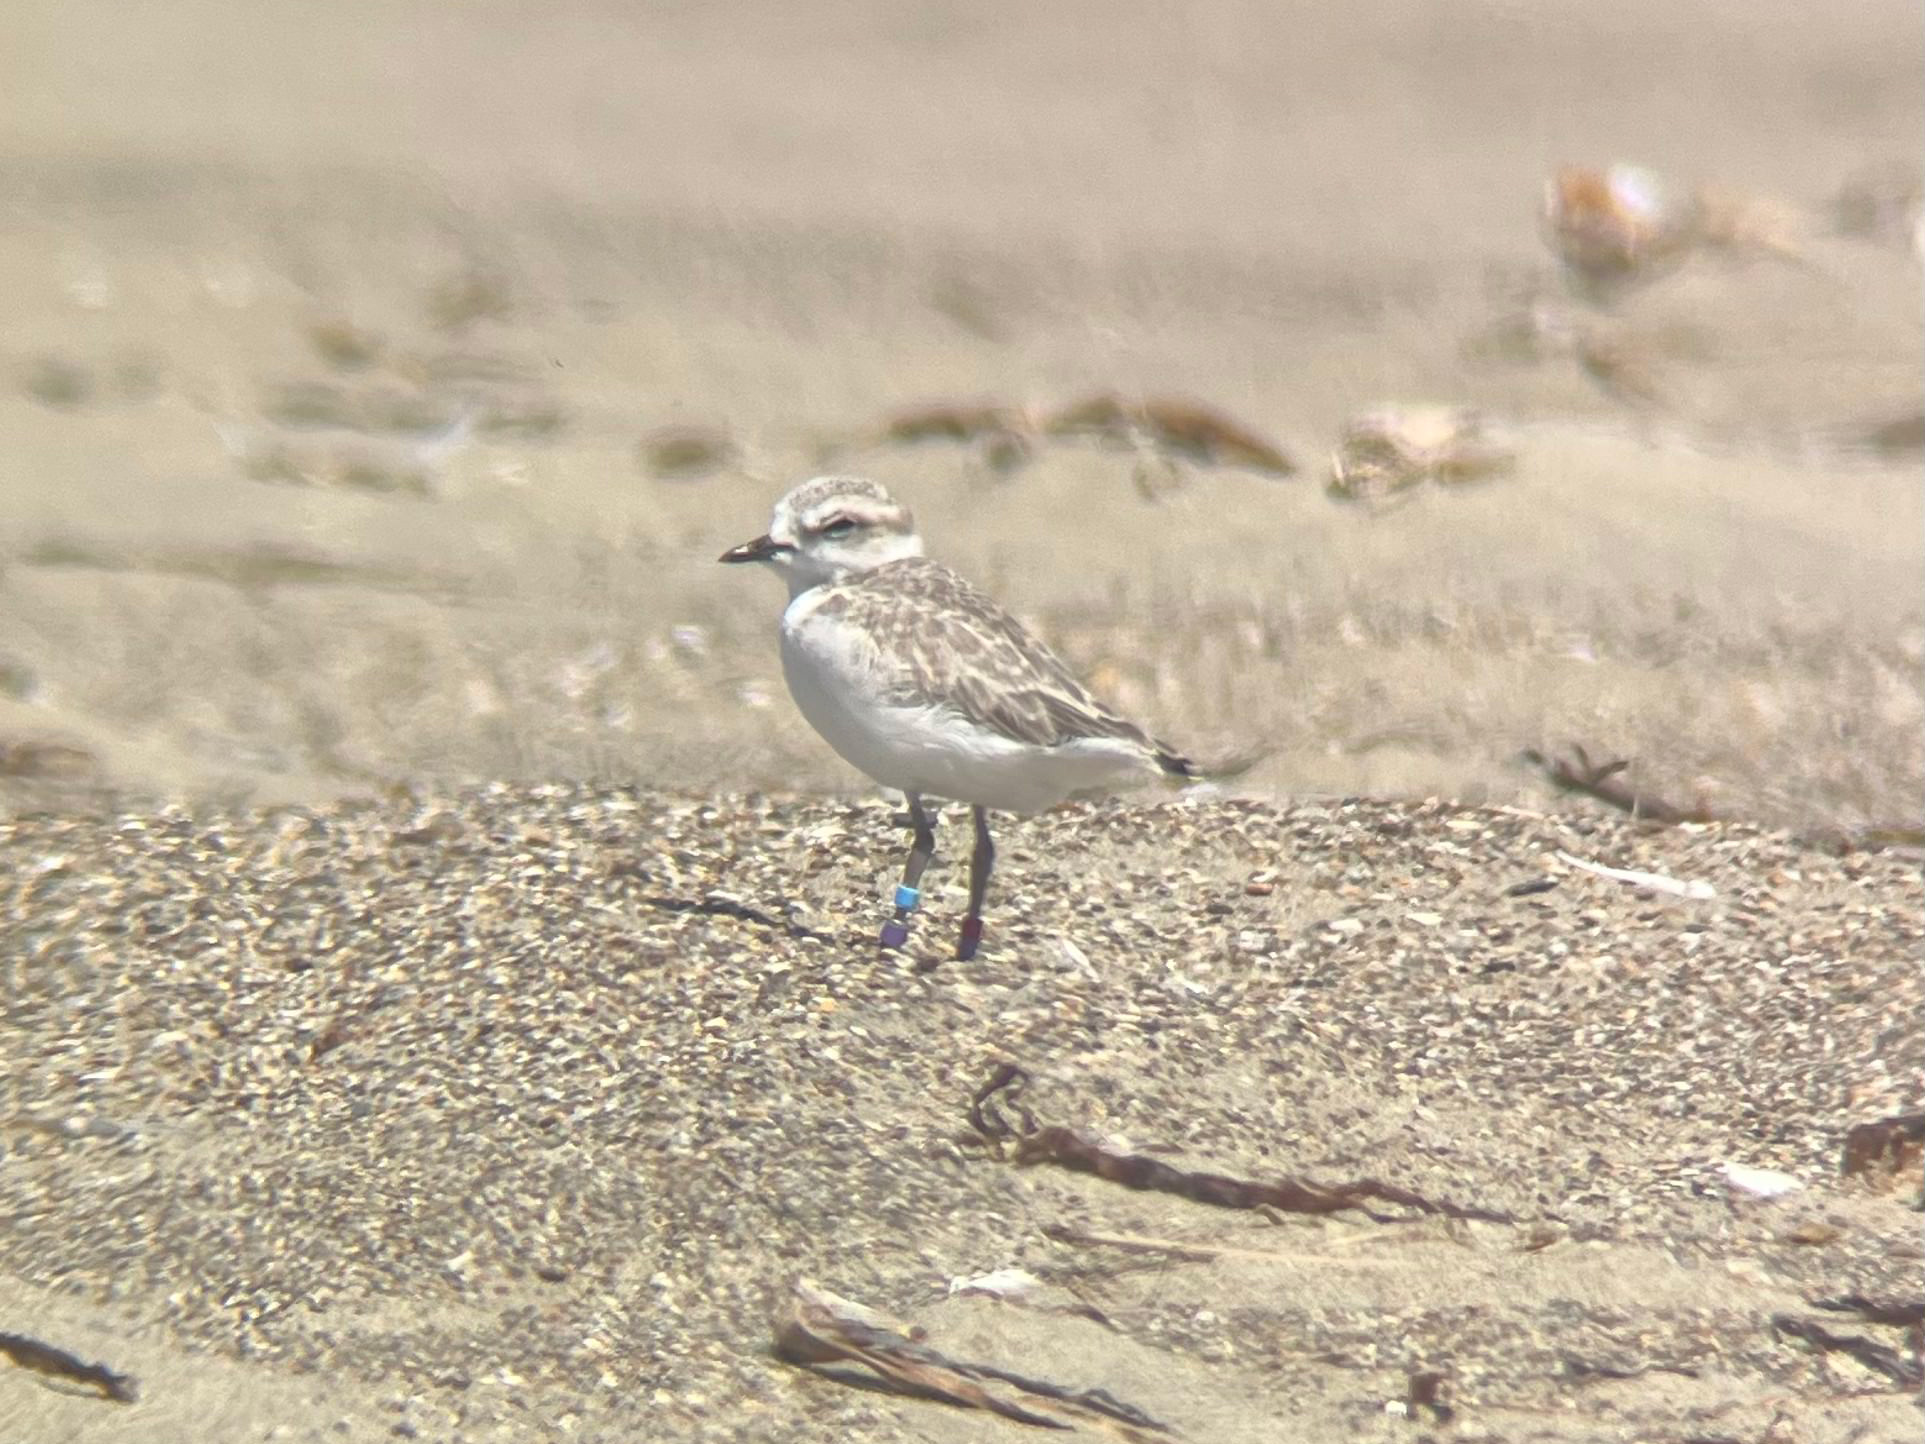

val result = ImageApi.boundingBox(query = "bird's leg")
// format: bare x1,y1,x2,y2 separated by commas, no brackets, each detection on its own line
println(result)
958,806,994,961
879,792,937,951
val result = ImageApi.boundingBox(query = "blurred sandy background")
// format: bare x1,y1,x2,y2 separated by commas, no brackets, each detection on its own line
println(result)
3,8,1923,1441
0,0,1919,826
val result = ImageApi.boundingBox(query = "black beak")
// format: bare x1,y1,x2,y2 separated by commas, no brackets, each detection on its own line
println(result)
718,534,790,564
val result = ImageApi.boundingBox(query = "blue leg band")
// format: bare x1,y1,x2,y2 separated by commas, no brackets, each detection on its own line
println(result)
893,884,921,912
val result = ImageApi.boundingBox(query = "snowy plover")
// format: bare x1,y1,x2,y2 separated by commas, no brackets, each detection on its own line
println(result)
721,475,1194,960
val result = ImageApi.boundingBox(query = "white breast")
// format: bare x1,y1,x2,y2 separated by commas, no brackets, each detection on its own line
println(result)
777,587,1156,813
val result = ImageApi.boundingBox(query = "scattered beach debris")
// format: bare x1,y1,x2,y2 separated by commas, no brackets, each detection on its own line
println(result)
1812,1296,1925,1332
775,1279,1177,1438
1718,1162,1803,1199
1770,1314,1922,1391
824,393,1293,481
264,376,561,442
0,739,99,781
462,392,566,440
1552,850,1716,901
629,887,832,943
17,351,160,409
1,1112,138,1144
405,348,542,388
1839,408,1925,459
1544,163,1810,304
1543,164,1698,301
1567,325,1679,411
1830,163,1923,247
1505,877,1559,899
1044,393,1296,476
1509,163,1847,422
639,424,737,481
877,400,1031,446
1326,404,1515,507
815,399,1033,475
1522,745,1712,825
880,399,1034,474
20,355,94,409
0,657,38,702
390,810,466,847
1467,293,1695,412
0,1331,139,1403
1841,1111,1924,1194
1523,746,1923,855
306,981,413,1064
218,410,476,499
264,378,439,432
18,350,160,408
1780,1219,1843,1246
425,265,515,333
307,318,386,371
1559,1354,1702,1384
247,319,562,504
1690,182,1813,264
965,1064,1514,1223
946,1267,1042,1301
1810,1296,1925,1394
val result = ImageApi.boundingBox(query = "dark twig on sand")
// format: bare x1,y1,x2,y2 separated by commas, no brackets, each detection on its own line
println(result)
1807,1295,1925,1390
1770,1314,1923,1390
0,1331,139,1403
1811,1295,1925,1331
639,892,831,943
775,1280,1176,1439
832,391,1296,480
966,1064,1514,1224
1521,744,1711,825
1043,393,1297,475
307,984,407,1064
1561,1354,1703,1383
1523,743,1925,854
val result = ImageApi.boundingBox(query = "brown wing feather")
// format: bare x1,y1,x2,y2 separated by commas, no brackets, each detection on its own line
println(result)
831,558,1166,754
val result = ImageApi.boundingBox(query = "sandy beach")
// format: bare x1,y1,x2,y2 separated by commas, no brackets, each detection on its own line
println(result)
2,1,1921,1439
5,789,1923,1440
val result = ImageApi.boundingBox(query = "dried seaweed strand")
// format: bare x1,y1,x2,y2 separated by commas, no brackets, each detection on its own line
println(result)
1524,743,1924,852
776,1282,1176,1439
0,1331,139,1403
1522,744,1710,825
970,1064,1514,1224
1811,1295,1925,1330
1771,1314,1923,1389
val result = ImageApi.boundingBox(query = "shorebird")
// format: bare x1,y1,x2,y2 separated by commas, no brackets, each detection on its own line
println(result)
720,475,1195,960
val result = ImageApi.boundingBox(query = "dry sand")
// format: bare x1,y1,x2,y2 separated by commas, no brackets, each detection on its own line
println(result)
1,1,1922,1439
4,789,1923,1442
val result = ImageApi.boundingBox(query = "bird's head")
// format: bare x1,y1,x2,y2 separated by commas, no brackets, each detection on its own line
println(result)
719,475,923,596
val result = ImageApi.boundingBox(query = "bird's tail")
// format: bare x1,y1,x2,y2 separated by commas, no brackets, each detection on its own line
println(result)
1156,746,1198,780
1155,741,1268,783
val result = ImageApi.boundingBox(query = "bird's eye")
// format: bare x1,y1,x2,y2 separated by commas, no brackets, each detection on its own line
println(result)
820,517,859,540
